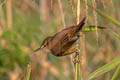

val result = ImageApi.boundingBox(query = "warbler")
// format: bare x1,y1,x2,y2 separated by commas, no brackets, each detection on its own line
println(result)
34,17,86,57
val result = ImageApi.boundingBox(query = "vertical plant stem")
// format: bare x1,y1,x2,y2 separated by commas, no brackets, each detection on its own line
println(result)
79,1,87,80
58,0,66,28
68,0,76,20
0,1,4,35
84,0,88,24
6,0,12,29
101,0,106,9
75,0,80,80
50,0,53,10
24,64,31,80
80,34,86,80
92,0,98,44
75,55,79,80
40,0,49,22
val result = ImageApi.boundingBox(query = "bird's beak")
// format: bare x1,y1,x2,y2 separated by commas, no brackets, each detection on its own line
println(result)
33,45,46,52
34,47,41,52
34,46,50,53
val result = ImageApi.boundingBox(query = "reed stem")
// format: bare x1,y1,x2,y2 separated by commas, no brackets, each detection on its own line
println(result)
74,0,80,80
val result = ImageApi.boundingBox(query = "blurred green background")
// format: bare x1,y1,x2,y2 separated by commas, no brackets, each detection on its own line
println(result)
0,0,120,80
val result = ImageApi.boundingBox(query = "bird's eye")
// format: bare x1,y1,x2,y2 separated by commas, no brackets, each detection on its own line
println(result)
40,41,48,48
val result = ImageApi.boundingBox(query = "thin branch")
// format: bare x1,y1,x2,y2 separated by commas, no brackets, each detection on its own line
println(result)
58,0,66,28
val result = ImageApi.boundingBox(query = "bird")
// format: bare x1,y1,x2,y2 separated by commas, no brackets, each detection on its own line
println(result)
34,17,86,57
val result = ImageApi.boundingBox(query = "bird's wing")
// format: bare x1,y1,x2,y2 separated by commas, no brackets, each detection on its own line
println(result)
61,33,70,44
61,37,78,53
50,33,70,55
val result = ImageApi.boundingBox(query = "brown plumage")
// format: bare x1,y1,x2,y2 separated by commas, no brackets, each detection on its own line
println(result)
34,17,86,57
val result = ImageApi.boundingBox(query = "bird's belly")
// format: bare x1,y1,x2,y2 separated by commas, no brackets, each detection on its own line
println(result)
61,45,76,56
51,44,76,57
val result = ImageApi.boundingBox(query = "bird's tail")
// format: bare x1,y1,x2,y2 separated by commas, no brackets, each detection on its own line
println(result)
76,17,86,32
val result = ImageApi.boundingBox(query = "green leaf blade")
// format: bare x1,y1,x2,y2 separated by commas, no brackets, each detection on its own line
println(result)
82,25,106,32
112,65,120,80
96,9,120,27
87,57,120,80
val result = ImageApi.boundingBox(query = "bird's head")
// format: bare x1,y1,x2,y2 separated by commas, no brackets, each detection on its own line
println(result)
40,36,53,49
34,36,53,53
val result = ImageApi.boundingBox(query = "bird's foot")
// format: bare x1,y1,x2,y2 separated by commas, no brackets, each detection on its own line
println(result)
72,58,80,64
72,48,80,64
73,48,80,58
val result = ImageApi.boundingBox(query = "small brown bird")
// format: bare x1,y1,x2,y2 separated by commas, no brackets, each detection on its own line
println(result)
34,17,86,57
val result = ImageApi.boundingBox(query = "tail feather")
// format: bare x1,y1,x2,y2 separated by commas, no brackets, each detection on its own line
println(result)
76,17,86,32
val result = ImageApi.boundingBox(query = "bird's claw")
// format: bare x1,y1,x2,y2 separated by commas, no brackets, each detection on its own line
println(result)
73,48,80,58
72,48,81,64
72,58,80,64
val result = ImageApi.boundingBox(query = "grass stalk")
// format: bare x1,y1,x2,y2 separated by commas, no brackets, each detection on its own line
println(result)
58,0,66,28
74,0,81,80
24,64,31,80
75,55,79,80
6,0,12,29
112,64,120,80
